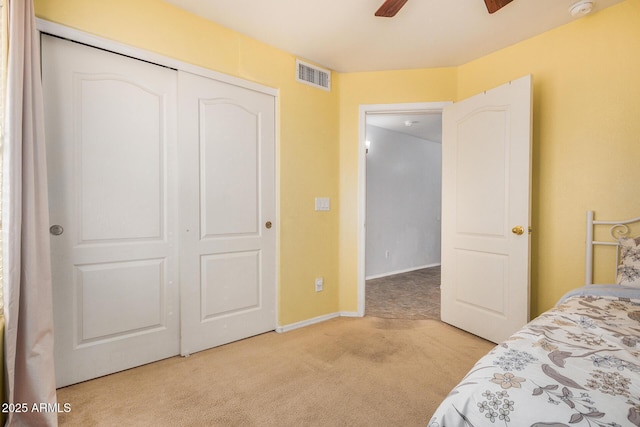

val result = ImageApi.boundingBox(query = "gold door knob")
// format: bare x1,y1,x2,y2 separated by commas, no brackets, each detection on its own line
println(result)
265,221,272,229
512,226,524,235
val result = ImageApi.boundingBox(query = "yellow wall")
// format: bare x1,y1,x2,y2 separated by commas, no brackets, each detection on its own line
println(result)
336,0,640,316
34,0,341,326
337,0,640,317
336,69,457,311
35,0,640,325
456,0,640,314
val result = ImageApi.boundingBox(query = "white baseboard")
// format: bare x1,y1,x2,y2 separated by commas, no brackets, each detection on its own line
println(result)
276,311,364,333
339,311,362,318
276,312,340,333
365,262,441,280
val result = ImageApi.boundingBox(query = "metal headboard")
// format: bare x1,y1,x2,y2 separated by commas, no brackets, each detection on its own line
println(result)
585,210,640,285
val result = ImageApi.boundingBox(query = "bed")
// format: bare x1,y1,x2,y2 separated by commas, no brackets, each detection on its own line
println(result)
429,211,640,427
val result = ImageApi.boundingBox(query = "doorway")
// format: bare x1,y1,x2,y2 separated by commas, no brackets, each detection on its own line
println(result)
358,102,450,317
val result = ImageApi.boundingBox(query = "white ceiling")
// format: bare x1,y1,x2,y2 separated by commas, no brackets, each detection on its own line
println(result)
367,113,443,142
164,0,624,73
163,0,623,142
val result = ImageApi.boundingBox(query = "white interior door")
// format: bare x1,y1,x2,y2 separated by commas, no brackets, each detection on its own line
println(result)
441,75,532,344
42,35,180,387
178,71,276,355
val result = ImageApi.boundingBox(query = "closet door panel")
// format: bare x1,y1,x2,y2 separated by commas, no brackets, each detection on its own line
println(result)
179,71,276,355
200,101,260,237
43,34,180,387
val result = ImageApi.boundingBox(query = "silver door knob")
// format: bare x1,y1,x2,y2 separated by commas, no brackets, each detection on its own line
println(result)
50,225,64,236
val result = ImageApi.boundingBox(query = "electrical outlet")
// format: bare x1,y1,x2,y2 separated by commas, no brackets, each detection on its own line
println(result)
315,277,324,292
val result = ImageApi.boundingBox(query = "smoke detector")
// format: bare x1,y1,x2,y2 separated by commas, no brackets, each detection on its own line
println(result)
569,0,594,17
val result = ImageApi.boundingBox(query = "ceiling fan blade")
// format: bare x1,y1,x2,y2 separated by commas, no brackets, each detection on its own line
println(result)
484,0,514,14
375,0,409,17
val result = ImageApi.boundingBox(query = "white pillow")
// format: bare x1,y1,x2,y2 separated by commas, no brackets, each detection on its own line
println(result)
616,236,640,287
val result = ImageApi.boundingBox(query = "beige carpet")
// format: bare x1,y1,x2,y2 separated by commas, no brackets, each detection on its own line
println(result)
366,267,441,320
57,317,493,426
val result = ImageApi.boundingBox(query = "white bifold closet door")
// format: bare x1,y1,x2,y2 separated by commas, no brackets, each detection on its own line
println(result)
43,34,180,388
42,34,276,387
178,71,276,356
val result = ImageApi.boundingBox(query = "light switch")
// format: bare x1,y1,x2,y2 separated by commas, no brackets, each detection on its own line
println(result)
315,197,330,211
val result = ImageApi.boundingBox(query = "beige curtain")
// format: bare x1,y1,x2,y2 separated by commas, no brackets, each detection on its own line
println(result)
2,0,57,425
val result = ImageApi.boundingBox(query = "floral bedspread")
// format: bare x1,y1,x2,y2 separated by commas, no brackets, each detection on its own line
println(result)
429,292,640,426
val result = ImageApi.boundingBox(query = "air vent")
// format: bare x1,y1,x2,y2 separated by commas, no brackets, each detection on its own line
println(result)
296,59,331,91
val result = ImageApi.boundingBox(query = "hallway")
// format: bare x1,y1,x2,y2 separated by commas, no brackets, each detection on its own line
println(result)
365,266,440,320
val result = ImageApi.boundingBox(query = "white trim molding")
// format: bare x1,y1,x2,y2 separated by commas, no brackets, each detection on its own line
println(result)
276,312,340,333
276,311,363,333
339,311,361,318
365,263,441,281
35,19,278,98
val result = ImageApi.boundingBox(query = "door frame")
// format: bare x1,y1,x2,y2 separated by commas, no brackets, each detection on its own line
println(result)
36,20,278,99
37,18,281,343
357,102,451,316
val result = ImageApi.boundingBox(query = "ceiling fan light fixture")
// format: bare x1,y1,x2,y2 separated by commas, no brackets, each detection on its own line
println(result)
569,0,594,17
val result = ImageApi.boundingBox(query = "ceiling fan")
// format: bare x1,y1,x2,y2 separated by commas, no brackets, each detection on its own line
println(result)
375,0,514,17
